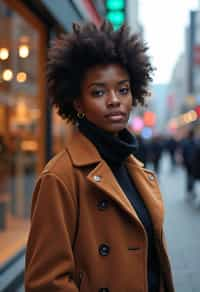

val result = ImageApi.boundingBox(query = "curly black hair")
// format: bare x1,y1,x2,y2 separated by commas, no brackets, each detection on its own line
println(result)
47,21,154,123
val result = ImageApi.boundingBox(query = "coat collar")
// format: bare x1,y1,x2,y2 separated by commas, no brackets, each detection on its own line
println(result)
66,123,143,168
66,124,163,239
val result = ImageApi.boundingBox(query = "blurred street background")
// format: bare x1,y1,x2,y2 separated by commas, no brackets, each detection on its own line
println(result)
0,0,200,291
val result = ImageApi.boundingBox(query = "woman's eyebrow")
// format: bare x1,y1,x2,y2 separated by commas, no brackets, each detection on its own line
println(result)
88,79,129,88
118,79,130,85
88,82,105,88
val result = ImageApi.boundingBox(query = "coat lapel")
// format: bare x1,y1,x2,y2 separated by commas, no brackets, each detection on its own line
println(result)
126,155,164,238
87,160,142,226
66,124,164,237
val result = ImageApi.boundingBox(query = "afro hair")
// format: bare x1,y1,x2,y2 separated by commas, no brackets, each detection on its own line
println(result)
47,21,154,123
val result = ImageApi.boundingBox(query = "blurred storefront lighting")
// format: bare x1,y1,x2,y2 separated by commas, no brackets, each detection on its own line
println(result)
195,105,200,117
21,140,38,151
182,113,191,124
188,110,197,121
16,72,27,83
19,35,30,43
143,111,156,127
179,111,197,125
130,116,144,132
2,69,13,81
15,99,29,124
168,119,178,130
141,127,153,139
30,109,40,120
169,109,198,130
18,44,30,58
0,48,9,60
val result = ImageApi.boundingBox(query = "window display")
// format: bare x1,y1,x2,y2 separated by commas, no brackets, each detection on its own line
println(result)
0,0,46,265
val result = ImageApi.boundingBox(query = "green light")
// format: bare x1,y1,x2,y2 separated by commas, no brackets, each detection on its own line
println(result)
113,23,121,31
106,0,125,10
106,11,125,25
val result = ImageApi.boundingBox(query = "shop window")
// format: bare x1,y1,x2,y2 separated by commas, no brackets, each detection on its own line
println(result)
52,107,68,155
0,0,46,265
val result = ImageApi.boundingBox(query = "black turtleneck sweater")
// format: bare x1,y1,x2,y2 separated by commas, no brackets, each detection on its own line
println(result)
78,118,160,292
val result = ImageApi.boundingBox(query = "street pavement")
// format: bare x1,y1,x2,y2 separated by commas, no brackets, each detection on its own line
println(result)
158,154,200,292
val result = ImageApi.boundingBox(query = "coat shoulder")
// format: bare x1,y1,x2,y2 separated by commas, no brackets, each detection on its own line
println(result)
41,150,74,188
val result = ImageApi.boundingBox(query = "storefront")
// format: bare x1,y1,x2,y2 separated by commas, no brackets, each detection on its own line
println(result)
0,0,47,266
0,0,103,274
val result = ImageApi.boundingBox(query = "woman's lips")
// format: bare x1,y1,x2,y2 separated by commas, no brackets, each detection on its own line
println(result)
105,112,126,122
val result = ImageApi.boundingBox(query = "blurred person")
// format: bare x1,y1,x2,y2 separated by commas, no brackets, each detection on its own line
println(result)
134,134,148,167
165,135,178,171
179,129,196,199
25,21,174,292
189,135,200,182
150,135,164,175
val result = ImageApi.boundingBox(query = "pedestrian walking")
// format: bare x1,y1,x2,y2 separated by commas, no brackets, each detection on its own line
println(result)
180,129,197,200
166,136,178,171
25,21,174,292
150,135,164,175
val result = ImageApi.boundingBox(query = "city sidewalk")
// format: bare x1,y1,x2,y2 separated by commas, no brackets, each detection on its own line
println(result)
159,155,200,292
0,215,29,266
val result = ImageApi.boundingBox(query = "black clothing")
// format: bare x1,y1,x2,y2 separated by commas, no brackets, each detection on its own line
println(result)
78,118,160,292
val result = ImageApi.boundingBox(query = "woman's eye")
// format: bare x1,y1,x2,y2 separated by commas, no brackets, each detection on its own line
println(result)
91,89,105,97
119,87,129,95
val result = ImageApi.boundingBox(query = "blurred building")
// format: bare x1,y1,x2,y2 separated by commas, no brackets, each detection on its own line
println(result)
166,8,200,135
188,10,200,101
151,84,168,132
0,0,105,290
126,0,140,33
166,54,188,118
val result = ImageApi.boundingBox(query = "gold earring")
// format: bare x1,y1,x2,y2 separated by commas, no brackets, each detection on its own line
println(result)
77,112,85,119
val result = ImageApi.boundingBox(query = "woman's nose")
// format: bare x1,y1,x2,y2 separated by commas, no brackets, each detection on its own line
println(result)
107,91,120,106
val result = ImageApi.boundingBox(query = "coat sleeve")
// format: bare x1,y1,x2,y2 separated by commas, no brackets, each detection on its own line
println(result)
25,172,79,292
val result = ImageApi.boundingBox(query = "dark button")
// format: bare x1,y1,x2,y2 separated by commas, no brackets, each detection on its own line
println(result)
99,289,109,292
99,244,110,256
97,199,109,210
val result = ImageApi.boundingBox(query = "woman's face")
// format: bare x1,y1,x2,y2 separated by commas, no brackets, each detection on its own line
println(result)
74,64,133,134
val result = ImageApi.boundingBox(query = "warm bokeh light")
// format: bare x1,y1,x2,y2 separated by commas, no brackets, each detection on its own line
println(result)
168,109,198,129
15,99,29,124
143,111,156,127
188,110,197,122
16,72,27,83
130,116,144,132
2,69,13,81
18,44,29,58
0,48,9,60
30,109,40,120
21,140,38,151
19,35,30,43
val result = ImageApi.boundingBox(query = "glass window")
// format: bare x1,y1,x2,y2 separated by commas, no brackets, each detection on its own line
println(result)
52,107,68,155
0,0,45,265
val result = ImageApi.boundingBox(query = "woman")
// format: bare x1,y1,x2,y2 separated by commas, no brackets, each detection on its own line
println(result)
25,21,175,292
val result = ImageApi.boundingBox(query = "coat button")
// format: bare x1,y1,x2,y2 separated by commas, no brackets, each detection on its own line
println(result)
99,289,109,292
97,199,109,210
93,175,101,182
99,244,110,256
148,174,154,181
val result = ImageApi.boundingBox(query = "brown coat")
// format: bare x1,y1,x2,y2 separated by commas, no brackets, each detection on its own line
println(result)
25,125,175,292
